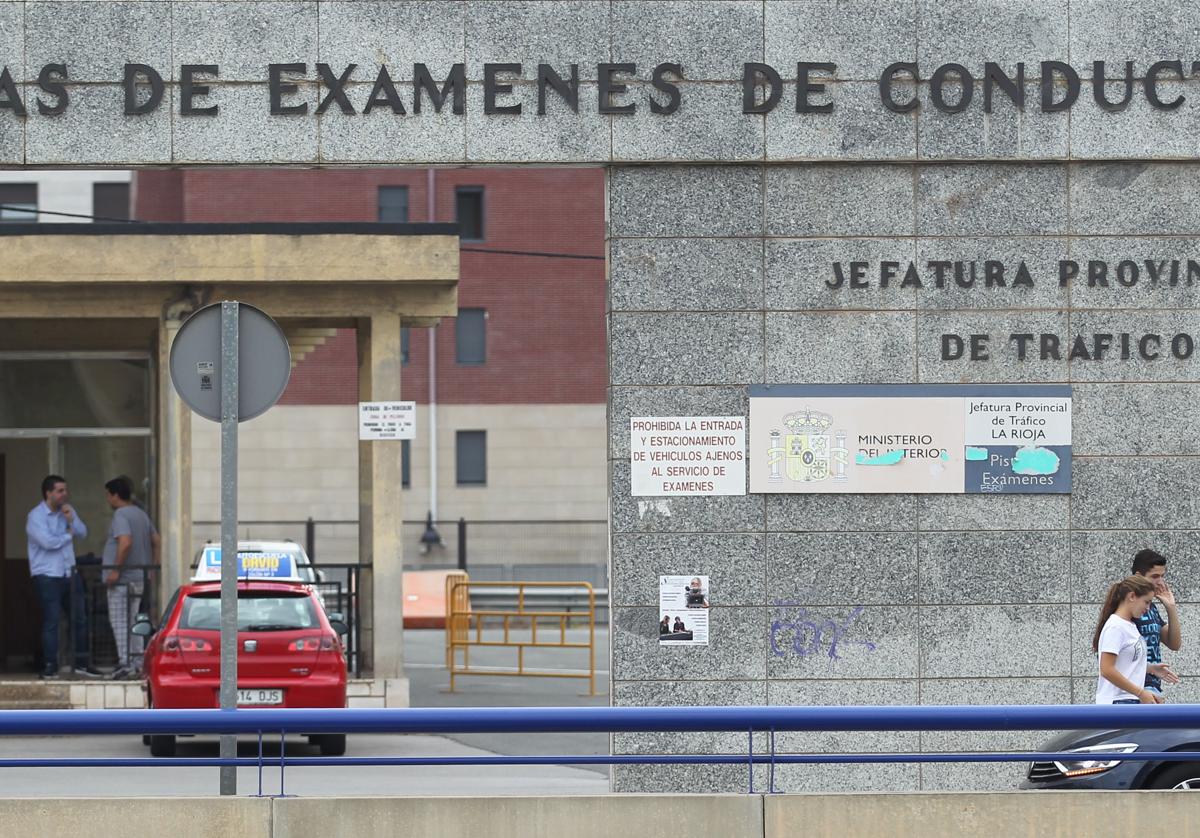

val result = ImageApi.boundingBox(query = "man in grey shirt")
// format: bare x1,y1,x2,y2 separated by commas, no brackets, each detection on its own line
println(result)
102,476,160,679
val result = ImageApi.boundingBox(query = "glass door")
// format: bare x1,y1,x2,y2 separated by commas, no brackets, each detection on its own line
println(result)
0,353,154,671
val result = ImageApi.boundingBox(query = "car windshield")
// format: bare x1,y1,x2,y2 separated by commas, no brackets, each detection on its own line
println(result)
180,591,319,631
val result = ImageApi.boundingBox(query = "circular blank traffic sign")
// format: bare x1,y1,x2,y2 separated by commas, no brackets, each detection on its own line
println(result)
169,301,291,423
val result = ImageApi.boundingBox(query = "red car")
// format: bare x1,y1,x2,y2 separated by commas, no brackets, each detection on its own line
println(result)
133,547,348,757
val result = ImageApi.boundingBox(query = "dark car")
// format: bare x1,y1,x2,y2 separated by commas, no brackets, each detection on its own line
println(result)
1022,728,1200,790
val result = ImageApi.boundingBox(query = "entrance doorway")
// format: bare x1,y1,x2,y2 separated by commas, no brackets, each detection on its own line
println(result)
0,353,153,671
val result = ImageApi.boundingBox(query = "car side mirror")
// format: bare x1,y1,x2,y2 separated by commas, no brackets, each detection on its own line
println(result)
131,615,154,637
328,613,349,636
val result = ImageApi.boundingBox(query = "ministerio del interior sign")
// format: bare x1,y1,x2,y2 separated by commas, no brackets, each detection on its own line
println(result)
748,385,1072,495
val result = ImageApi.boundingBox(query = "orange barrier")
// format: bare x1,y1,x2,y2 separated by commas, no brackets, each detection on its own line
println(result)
444,578,596,695
444,572,470,668
401,569,463,629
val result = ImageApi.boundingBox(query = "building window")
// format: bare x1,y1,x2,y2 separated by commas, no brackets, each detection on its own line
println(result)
455,431,486,486
378,186,409,222
92,182,130,221
455,186,484,241
401,327,410,366
455,308,486,365
401,439,411,488
0,184,37,222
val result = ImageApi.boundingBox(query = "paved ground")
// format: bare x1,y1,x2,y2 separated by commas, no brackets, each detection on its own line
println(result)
405,626,610,772
0,734,608,797
0,626,612,797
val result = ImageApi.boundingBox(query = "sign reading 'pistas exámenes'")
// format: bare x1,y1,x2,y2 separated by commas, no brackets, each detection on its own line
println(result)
1,59,1199,118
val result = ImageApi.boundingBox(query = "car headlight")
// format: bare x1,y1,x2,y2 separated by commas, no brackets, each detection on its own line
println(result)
1053,743,1138,777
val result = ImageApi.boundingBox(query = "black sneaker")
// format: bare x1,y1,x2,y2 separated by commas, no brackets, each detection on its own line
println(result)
72,666,103,678
110,665,135,681
38,669,57,680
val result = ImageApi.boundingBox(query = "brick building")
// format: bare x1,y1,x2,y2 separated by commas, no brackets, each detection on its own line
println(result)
134,168,607,571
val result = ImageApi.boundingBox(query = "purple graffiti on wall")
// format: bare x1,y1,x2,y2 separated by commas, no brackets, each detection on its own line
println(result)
769,601,877,660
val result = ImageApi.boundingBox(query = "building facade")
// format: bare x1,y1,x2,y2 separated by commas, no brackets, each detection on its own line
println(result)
3,0,1197,795
0,170,132,224
0,170,137,667
133,169,608,570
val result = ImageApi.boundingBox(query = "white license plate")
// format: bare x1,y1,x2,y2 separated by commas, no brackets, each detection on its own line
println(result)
237,688,283,705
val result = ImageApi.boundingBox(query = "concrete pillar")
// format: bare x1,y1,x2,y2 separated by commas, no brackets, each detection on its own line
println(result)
357,314,408,705
156,314,192,608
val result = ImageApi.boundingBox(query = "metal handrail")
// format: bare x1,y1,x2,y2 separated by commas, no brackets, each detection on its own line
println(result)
1,705,1199,795
0,703,1189,734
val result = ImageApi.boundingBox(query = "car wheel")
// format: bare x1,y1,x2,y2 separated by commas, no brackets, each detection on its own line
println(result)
1148,762,1200,789
317,734,346,757
149,735,176,758
144,694,156,748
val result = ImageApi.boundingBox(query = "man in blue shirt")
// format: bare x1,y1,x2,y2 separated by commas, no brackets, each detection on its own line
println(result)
1132,549,1183,696
26,475,99,679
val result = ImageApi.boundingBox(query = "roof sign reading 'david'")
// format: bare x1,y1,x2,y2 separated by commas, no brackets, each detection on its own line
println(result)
631,416,746,496
195,547,299,581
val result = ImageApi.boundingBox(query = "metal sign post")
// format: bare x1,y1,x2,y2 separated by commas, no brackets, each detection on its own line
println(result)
218,301,239,795
169,300,291,797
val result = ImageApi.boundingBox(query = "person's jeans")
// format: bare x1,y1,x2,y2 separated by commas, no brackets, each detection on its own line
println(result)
32,574,88,673
1112,699,1141,704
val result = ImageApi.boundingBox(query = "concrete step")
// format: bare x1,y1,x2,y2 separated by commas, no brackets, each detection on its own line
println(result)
0,700,73,710
0,681,72,703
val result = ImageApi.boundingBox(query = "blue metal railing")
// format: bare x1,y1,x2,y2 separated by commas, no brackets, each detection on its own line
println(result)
3,703,1200,734
0,704,1198,795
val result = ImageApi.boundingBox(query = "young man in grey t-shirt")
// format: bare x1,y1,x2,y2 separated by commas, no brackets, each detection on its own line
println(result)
102,476,160,678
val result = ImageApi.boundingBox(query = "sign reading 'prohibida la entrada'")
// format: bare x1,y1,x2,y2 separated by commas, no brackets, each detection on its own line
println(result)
748,385,1072,495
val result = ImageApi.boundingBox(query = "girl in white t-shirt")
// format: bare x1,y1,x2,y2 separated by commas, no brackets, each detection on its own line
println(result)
1093,575,1164,704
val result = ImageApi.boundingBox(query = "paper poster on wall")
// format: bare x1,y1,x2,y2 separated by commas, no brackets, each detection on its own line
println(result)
749,384,1071,494
659,575,710,645
631,417,746,496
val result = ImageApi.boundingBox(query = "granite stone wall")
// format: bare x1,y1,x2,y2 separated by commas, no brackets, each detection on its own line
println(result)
3,0,1200,165
608,160,1200,791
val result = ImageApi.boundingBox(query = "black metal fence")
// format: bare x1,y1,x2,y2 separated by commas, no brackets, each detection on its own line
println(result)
72,562,160,672
64,562,368,677
192,518,608,576
424,519,608,574
62,516,607,675
192,519,359,565
306,563,365,677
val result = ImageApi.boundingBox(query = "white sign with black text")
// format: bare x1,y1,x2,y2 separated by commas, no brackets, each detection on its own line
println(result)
358,401,416,441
